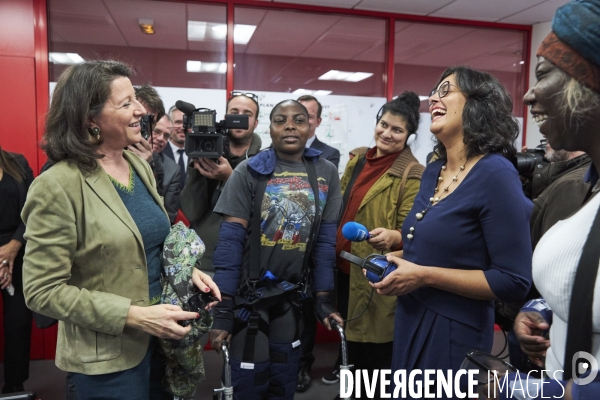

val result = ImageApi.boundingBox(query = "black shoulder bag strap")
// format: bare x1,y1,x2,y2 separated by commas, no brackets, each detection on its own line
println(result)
248,172,270,285
342,155,367,212
300,156,321,292
562,202,600,380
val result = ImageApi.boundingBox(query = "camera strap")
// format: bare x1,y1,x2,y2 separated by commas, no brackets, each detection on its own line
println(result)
243,156,321,302
562,203,600,380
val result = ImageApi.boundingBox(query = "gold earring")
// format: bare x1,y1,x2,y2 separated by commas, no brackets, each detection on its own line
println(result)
91,127,100,140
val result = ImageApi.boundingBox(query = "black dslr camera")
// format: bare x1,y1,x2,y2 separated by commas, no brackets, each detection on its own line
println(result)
178,290,218,327
176,100,249,159
511,139,547,175
140,114,154,141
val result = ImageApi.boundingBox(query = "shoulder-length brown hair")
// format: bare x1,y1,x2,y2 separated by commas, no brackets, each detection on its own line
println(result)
432,66,519,161
0,147,25,182
42,60,133,172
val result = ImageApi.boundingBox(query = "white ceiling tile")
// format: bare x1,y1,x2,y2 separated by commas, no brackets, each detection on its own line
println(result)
430,0,543,22
499,0,570,24
235,7,269,25
301,15,385,60
48,0,127,46
401,28,525,69
273,0,362,8
393,23,476,62
244,10,340,56
354,0,455,15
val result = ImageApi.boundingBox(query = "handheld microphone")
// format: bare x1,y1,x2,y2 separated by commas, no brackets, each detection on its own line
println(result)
175,100,196,116
342,222,371,242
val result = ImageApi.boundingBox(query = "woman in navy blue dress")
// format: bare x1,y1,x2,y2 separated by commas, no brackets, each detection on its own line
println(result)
372,66,533,398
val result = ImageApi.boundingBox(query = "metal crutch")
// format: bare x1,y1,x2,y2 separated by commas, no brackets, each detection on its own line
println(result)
330,318,353,399
213,340,233,400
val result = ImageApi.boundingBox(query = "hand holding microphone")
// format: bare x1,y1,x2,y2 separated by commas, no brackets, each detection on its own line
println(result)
342,222,402,251
341,221,371,241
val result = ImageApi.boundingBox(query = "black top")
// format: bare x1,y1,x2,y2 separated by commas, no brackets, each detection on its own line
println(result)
0,153,34,246
0,173,21,244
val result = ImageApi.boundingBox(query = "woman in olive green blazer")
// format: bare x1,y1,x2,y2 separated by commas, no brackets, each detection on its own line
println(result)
22,60,220,399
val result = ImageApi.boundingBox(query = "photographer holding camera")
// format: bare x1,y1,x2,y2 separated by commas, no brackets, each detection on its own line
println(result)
501,141,591,374
134,85,181,224
180,92,262,275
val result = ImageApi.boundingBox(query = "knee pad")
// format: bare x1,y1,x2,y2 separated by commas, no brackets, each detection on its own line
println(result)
229,357,269,400
268,341,301,399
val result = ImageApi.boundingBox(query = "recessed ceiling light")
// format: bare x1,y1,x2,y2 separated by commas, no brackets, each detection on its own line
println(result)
318,70,373,82
49,52,85,65
139,19,155,35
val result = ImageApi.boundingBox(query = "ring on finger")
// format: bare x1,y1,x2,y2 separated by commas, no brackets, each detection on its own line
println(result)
1,260,7,265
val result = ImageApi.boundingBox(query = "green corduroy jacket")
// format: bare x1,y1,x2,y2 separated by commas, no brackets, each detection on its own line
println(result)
340,146,424,343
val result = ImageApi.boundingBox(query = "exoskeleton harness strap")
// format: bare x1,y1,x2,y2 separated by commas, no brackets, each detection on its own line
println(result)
236,156,321,363
242,156,321,302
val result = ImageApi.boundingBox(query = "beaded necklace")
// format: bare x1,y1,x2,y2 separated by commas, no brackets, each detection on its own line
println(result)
406,160,467,241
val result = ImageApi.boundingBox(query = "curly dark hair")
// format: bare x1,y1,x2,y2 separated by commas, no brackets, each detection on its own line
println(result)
378,91,421,137
43,60,133,172
432,66,519,160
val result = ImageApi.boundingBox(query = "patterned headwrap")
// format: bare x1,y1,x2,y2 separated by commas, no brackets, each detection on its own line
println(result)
537,0,600,93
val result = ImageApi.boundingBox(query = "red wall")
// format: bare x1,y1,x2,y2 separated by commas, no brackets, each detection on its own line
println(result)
0,0,56,361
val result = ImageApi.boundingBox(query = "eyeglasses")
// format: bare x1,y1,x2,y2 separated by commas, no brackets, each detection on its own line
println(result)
230,91,259,103
428,81,457,105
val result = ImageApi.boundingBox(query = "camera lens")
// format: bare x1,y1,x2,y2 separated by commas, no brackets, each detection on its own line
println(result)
201,139,215,152
511,152,545,175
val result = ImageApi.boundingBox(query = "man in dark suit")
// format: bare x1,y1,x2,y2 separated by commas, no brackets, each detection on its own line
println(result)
134,84,181,224
162,106,188,190
151,114,181,223
295,95,340,393
298,95,340,169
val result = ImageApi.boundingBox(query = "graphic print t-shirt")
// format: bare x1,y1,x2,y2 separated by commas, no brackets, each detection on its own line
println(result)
215,157,342,285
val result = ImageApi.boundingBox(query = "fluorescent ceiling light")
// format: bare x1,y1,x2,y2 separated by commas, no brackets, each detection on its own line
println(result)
187,61,229,74
318,70,373,82
49,52,85,65
345,72,373,82
187,61,202,73
211,25,227,35
419,96,429,102
189,22,256,44
293,89,332,96
188,21,207,41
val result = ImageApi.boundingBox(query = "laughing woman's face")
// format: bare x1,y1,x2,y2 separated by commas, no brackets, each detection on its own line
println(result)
523,57,576,152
